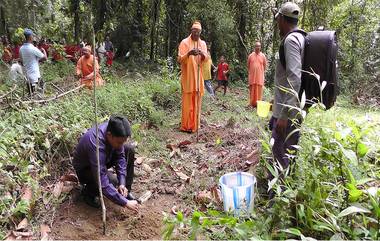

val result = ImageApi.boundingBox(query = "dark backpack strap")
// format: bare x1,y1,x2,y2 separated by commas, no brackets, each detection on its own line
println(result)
279,29,307,68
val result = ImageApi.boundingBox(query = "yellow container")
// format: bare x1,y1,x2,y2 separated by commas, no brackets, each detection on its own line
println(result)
257,101,271,117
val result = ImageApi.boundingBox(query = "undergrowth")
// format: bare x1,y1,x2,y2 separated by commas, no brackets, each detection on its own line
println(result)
0,62,180,238
163,105,380,240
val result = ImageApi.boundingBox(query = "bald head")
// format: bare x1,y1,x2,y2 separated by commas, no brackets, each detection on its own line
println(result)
254,41,261,54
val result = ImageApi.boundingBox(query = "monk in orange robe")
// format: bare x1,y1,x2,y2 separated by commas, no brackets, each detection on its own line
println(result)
76,46,104,89
247,41,267,107
178,21,208,133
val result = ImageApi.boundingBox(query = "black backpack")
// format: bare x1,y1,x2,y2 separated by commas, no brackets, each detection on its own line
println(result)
279,29,339,110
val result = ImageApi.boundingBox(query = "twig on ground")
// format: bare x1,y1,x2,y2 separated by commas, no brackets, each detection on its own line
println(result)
22,84,85,104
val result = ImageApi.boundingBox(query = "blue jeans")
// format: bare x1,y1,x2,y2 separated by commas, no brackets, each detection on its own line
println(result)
204,79,214,96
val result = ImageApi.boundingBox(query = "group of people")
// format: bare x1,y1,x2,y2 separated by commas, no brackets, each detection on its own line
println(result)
178,2,304,200
1,29,115,93
0,1,305,213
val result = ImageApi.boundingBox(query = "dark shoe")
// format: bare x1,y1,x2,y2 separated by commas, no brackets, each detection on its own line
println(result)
83,194,101,208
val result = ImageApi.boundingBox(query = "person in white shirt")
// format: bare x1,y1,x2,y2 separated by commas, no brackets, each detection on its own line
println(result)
9,61,24,83
19,29,47,94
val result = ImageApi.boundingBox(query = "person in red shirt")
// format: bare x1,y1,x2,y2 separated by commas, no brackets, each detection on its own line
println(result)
214,55,229,95
106,46,114,67
12,44,21,60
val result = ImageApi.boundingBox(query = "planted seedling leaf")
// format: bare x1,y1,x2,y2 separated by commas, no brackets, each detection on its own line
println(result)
282,228,302,236
357,142,369,157
216,137,222,145
338,205,370,218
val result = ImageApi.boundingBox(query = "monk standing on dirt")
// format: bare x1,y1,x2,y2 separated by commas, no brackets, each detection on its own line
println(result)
76,46,104,89
247,41,267,107
73,116,140,211
178,21,208,133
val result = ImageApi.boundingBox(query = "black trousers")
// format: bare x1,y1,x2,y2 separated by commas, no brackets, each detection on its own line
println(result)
76,144,135,197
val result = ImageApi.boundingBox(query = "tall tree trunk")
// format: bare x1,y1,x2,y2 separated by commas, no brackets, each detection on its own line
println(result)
268,0,282,86
0,3,6,36
301,0,307,29
149,0,161,61
94,0,107,32
164,0,185,57
73,0,80,43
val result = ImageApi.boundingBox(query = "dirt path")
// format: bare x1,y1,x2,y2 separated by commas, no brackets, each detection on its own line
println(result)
51,89,262,240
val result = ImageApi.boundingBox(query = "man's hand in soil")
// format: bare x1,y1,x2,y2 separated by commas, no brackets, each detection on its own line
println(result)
125,200,140,213
118,185,128,197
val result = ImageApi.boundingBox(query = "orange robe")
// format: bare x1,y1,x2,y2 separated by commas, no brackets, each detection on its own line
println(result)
178,35,208,132
76,55,104,89
2,46,13,63
247,52,267,107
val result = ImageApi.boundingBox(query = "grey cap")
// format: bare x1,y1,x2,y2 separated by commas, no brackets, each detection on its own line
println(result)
275,2,301,19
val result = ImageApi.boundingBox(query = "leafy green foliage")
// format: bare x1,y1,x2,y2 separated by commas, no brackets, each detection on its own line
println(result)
163,105,380,240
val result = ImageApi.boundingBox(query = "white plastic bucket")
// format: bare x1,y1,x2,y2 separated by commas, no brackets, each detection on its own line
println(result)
219,172,256,214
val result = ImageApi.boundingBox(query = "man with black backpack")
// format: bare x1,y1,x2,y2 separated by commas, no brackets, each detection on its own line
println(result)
268,2,304,185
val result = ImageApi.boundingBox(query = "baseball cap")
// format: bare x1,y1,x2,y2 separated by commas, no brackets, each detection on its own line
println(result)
24,28,34,37
275,2,301,19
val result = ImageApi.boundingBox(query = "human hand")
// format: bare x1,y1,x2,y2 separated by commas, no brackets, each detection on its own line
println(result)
118,185,128,197
125,200,140,213
188,49,198,56
275,119,288,136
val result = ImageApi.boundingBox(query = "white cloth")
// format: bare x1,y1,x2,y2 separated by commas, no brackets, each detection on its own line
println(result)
9,63,24,83
19,43,44,84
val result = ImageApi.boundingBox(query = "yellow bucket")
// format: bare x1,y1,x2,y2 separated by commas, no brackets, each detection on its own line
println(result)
257,101,271,117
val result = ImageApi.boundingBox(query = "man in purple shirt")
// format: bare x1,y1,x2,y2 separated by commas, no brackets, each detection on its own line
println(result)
73,116,139,212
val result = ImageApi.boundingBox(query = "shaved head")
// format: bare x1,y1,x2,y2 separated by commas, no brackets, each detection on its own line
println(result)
255,41,261,54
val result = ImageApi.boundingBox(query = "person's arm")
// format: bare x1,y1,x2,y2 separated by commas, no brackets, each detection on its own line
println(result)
247,55,251,70
33,46,47,61
114,147,126,187
277,34,303,121
76,58,82,77
177,41,189,64
39,48,47,62
224,64,230,75
87,138,129,207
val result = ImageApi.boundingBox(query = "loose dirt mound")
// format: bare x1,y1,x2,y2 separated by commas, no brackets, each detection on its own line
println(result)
52,194,177,240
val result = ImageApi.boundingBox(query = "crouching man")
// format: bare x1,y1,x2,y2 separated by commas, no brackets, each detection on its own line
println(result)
73,115,139,212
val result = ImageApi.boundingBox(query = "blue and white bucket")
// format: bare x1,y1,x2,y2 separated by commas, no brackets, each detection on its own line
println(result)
219,172,257,214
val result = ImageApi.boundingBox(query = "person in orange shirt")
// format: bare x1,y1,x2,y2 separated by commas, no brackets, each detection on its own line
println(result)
247,41,267,107
177,21,208,133
76,46,104,89
1,37,13,64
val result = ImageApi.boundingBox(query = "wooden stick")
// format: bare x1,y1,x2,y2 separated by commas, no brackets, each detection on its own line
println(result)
0,84,17,100
91,15,107,235
196,41,201,142
22,84,85,104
